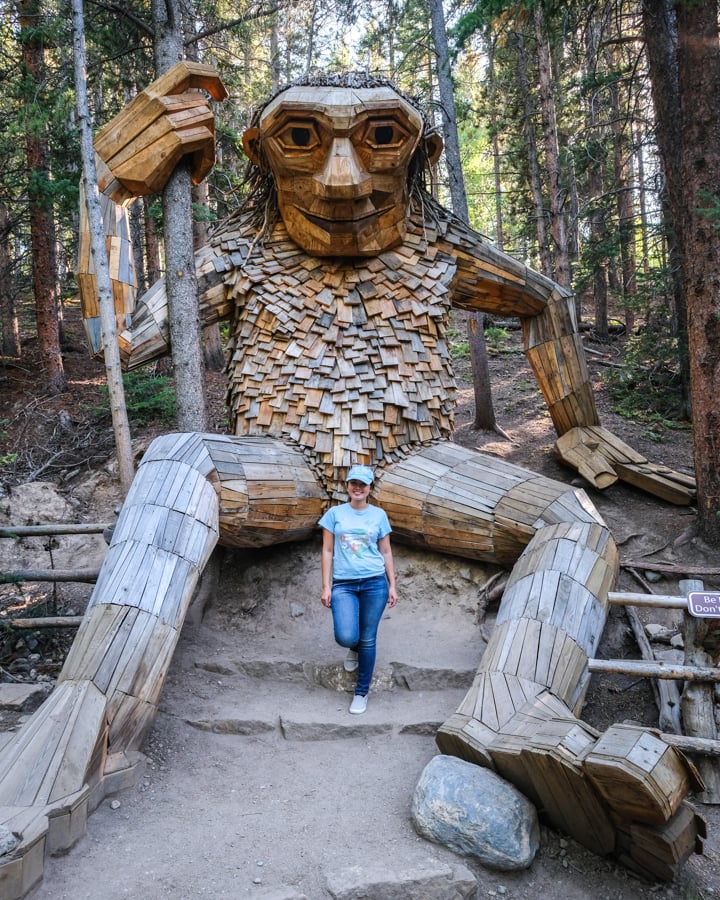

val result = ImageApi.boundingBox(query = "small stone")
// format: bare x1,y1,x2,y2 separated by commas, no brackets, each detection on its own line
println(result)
645,623,665,638
644,570,663,583
253,877,262,884
670,634,685,649
110,800,121,810
290,601,305,618
0,825,19,856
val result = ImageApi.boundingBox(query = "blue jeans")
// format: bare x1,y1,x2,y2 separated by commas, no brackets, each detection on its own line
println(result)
331,574,389,696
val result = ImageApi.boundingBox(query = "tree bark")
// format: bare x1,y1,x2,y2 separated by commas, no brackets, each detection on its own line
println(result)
515,29,552,276
0,201,21,357
144,197,162,287
71,0,135,492
608,37,636,334
676,0,720,546
533,3,571,290
18,0,66,394
428,0,497,432
641,0,689,401
152,0,208,431
584,23,609,339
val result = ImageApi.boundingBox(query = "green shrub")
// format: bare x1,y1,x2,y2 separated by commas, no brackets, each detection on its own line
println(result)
94,370,177,428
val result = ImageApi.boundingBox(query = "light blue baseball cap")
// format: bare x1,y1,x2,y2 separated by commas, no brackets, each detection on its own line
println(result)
347,465,374,485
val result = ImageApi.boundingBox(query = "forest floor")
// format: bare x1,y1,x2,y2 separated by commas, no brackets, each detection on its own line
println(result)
0,305,719,899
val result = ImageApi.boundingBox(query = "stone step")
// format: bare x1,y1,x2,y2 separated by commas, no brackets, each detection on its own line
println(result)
176,674,468,742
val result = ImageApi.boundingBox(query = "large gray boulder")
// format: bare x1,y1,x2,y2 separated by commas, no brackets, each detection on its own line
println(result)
411,754,539,871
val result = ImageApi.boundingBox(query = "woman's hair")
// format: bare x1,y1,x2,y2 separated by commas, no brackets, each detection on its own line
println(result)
239,71,438,241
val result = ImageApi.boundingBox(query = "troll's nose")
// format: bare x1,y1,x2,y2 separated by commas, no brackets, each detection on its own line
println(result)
312,137,372,200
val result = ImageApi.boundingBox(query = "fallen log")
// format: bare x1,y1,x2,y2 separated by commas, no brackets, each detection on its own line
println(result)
622,560,720,577
0,523,111,538
624,601,682,733
660,732,720,759
588,658,720,682
0,568,100,584
7,616,84,629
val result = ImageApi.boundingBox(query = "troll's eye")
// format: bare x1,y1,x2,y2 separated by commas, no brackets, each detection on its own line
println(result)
359,115,418,152
290,127,312,146
274,120,321,152
374,125,394,145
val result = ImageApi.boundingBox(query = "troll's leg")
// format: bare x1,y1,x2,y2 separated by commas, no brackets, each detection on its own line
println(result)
0,434,326,897
376,443,703,880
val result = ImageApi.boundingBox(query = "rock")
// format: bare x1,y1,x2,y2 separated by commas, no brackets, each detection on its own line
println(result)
325,860,476,899
290,601,305,617
0,825,19,857
0,682,50,712
411,754,539,871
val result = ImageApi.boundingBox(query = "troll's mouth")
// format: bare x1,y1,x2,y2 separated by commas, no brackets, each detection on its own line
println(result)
299,206,394,232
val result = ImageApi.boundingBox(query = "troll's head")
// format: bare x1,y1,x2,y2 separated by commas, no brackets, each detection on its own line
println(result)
241,73,443,257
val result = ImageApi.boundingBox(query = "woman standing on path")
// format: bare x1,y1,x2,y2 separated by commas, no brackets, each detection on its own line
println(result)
320,466,398,714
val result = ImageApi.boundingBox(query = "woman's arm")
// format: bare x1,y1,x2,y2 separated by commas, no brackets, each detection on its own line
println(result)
378,534,397,608
321,528,334,608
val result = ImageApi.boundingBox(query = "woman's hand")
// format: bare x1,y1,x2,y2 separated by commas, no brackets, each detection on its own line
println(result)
321,587,332,608
387,586,398,608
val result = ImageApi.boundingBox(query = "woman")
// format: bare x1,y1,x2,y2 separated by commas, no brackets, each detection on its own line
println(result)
319,465,398,714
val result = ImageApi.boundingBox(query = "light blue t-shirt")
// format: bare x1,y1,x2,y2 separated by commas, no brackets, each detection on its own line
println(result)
319,503,392,581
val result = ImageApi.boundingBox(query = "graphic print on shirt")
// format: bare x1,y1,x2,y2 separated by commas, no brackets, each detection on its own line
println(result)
340,529,375,557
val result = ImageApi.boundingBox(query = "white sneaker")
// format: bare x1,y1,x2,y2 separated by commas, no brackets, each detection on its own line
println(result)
343,649,359,672
349,694,368,715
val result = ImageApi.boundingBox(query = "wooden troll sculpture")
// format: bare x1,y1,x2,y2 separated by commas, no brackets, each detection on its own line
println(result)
0,64,703,896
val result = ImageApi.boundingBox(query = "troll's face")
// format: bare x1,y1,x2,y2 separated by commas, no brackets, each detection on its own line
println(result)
242,85,441,257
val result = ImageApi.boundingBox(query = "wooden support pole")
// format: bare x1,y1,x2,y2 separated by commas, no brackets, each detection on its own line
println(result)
0,569,100,584
588,658,720,682
680,578,720,804
607,591,687,609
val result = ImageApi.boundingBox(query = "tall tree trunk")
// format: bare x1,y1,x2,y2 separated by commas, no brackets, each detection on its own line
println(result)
129,198,147,295
18,0,66,394
428,0,497,432
186,33,224,374
144,197,162,287
270,13,280,90
676,0,720,546
515,30,552,275
608,43,636,334
71,0,135,491
0,202,21,357
152,0,208,431
584,23,609,339
193,180,224,373
533,3,570,290
487,42,505,251
641,0,689,400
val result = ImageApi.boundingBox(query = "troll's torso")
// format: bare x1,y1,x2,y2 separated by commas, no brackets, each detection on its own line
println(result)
210,207,459,494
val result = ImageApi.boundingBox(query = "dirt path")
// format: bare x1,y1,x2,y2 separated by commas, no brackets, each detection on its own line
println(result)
19,538,720,900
